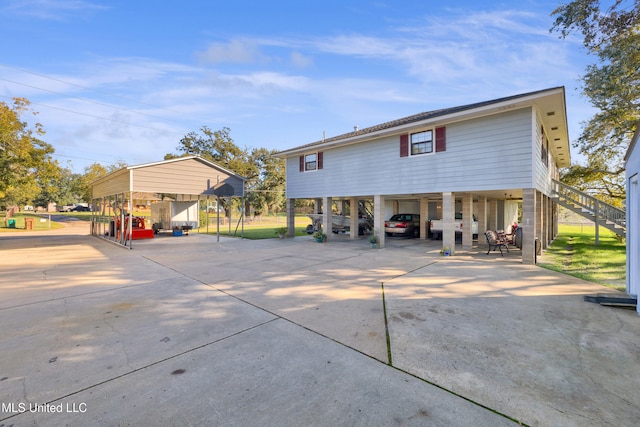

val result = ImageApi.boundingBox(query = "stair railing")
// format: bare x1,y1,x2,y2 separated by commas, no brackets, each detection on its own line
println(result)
551,179,626,234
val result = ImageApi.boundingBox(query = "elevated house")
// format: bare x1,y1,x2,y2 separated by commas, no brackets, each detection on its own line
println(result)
276,87,572,264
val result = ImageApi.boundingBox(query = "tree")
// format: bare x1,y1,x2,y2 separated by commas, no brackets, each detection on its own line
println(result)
551,0,640,205
246,147,286,215
177,126,257,178
0,97,58,208
174,127,286,215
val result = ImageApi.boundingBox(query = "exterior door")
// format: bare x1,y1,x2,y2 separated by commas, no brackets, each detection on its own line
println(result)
628,174,638,299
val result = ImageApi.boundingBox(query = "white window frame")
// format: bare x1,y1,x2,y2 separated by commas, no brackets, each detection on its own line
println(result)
305,153,317,171
410,130,434,156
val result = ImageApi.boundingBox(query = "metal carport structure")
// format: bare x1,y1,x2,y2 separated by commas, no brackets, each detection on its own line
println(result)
90,156,246,248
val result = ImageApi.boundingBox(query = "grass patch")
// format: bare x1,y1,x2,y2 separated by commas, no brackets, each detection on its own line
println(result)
0,213,64,232
199,215,313,240
538,224,626,291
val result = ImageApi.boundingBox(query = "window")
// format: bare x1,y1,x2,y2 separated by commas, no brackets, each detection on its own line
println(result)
299,152,322,172
411,130,433,155
400,127,445,157
541,126,549,168
305,153,317,171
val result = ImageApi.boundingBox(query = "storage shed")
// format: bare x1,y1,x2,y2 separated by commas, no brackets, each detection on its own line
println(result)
91,156,246,248
624,123,640,315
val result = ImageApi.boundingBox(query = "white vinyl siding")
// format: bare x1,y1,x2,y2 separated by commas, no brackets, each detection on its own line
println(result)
286,108,534,198
533,111,557,196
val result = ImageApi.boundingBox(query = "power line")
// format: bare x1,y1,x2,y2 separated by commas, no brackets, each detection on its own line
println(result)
0,76,173,123
0,64,213,134
0,63,188,116
0,94,183,134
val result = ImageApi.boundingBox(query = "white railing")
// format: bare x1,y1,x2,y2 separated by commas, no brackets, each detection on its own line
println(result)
551,179,625,236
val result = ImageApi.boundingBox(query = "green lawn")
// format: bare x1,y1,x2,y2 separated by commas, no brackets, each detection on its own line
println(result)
0,213,64,231
538,224,626,291
200,215,313,239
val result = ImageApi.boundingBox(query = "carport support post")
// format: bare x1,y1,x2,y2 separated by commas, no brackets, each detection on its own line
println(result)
374,194,385,248
349,197,358,239
442,192,455,254
488,199,498,231
477,196,487,237
462,193,473,249
322,197,333,237
420,198,428,240
286,198,295,238
522,188,536,264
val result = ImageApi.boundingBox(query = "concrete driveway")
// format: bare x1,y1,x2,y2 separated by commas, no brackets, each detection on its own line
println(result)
1,222,639,426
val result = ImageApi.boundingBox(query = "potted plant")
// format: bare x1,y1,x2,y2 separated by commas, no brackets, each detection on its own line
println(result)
368,234,378,248
276,227,288,239
313,231,327,243
440,246,451,256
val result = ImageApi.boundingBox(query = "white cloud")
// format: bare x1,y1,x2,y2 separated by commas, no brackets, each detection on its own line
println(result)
290,52,314,68
1,0,107,20
196,39,270,64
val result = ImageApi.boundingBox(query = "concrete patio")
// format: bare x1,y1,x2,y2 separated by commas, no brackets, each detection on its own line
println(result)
1,221,638,426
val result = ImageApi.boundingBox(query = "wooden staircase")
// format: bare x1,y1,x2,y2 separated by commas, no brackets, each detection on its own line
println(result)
551,179,626,238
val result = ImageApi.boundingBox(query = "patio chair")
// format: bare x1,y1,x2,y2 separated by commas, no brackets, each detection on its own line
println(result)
485,230,509,256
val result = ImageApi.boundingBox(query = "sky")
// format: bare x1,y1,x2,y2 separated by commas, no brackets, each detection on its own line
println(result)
0,0,596,173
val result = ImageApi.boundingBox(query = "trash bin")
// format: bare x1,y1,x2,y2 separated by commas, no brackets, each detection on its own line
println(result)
24,218,34,230
515,227,523,249
7,219,16,228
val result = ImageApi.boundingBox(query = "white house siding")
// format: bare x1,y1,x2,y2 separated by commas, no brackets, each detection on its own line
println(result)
286,108,534,199
533,110,560,195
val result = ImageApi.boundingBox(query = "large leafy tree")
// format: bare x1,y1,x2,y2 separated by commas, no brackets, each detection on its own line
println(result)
551,0,640,205
175,127,285,215
177,126,256,178
34,164,77,208
0,97,59,208
247,147,286,215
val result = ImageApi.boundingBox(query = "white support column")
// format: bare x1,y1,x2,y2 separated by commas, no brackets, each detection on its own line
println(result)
536,190,543,250
374,194,385,248
477,196,487,237
488,199,498,231
522,188,537,264
462,193,473,249
443,192,455,254
349,197,358,239
420,197,428,240
322,197,333,237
